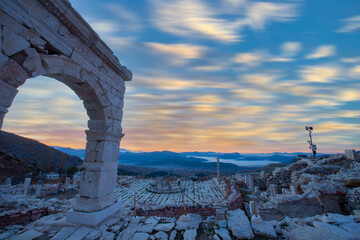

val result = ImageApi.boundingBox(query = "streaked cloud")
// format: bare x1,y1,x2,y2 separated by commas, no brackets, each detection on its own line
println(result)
146,42,207,65
152,0,245,43
151,0,298,43
3,0,359,153
281,42,302,57
245,2,298,29
306,45,336,59
299,65,340,83
337,15,360,33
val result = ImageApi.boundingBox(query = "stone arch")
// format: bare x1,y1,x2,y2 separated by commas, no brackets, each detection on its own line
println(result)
0,0,132,225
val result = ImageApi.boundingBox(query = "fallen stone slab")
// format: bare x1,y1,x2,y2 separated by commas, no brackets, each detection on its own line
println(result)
339,222,360,235
313,221,357,240
175,214,201,230
215,228,231,240
50,227,78,240
117,217,141,240
154,231,168,240
67,226,92,240
137,223,157,233
321,213,355,225
154,222,175,232
227,209,254,239
183,229,197,240
132,232,150,240
85,229,103,240
251,215,277,238
284,225,337,240
100,231,115,240
10,230,44,240
169,230,177,240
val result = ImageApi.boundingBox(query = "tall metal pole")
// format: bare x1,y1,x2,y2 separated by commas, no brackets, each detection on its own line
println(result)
217,157,220,182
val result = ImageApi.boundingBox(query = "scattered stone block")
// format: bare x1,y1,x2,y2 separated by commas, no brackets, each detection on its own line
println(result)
227,209,254,239
215,228,231,240
50,227,78,240
183,229,197,240
313,221,357,240
154,231,168,240
132,232,150,240
100,231,115,240
320,213,355,225
169,230,177,240
23,178,31,195
176,214,201,230
251,215,277,238
4,178,11,186
10,230,44,240
67,226,92,240
154,222,175,232
2,26,30,56
345,149,359,161
116,217,141,240
84,229,103,240
339,222,360,235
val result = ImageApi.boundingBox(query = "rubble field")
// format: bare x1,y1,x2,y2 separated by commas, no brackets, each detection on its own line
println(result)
0,149,359,239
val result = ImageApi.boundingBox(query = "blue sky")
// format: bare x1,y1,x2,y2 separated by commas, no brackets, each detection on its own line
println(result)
3,0,360,153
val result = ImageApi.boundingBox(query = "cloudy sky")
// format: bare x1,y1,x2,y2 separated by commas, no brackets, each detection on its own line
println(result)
3,0,360,153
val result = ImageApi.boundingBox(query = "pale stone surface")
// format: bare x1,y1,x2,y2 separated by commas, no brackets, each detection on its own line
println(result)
154,231,168,240
339,222,360,235
251,215,277,238
132,232,150,240
2,26,30,56
227,209,254,239
116,217,141,240
169,230,177,240
183,229,197,240
345,149,359,161
176,214,201,230
0,80,18,108
66,201,122,226
215,228,231,240
100,231,115,240
154,222,175,232
313,221,357,240
23,178,31,195
10,230,44,240
0,60,27,88
50,227,78,240
321,213,355,225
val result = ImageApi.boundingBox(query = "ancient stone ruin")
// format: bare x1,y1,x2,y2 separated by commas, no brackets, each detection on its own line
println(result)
0,0,132,225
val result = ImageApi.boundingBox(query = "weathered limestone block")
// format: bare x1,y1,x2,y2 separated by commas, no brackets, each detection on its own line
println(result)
19,26,46,49
0,52,9,68
0,0,33,28
227,209,254,239
84,139,120,163
78,169,118,198
74,190,116,212
22,49,46,77
0,59,28,87
0,9,22,33
345,149,360,161
2,26,30,56
0,80,18,108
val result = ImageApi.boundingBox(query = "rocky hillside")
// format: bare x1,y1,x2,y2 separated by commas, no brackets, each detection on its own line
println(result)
0,150,37,184
0,130,83,172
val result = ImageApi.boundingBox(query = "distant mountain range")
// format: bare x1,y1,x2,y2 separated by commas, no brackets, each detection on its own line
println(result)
52,146,324,174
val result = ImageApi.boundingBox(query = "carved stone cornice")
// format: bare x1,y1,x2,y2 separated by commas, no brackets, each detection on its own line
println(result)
38,0,133,81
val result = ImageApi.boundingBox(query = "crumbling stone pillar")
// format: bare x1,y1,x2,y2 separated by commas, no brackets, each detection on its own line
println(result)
73,130,123,212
